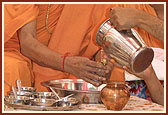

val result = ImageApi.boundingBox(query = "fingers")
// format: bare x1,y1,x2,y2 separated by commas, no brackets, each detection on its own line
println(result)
82,77,102,87
79,72,103,87
87,60,105,69
109,7,127,31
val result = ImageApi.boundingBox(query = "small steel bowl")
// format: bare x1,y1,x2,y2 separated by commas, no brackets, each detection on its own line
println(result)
31,98,56,106
5,96,33,105
8,91,33,97
33,92,57,99
16,86,36,92
53,97,79,107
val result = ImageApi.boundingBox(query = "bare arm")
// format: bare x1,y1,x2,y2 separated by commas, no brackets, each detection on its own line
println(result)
110,7,164,43
143,66,164,106
18,20,63,71
18,20,112,86
123,65,164,105
138,10,164,43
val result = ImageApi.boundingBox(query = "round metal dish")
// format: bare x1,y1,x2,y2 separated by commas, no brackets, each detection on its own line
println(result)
8,91,33,97
32,98,56,106
4,96,33,105
4,96,80,111
42,79,106,104
33,92,56,99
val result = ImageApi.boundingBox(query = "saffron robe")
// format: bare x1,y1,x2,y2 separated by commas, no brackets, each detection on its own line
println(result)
4,4,163,95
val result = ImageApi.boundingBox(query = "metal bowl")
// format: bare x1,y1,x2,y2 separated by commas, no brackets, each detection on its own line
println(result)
16,86,36,92
5,96,33,105
53,97,78,107
33,92,57,99
8,91,33,97
42,79,106,104
31,98,56,106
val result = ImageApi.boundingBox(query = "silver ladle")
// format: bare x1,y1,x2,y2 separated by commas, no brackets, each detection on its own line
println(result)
49,87,74,103
49,87,61,100
12,86,18,99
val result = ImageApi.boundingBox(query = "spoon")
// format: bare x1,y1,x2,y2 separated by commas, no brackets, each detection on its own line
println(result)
17,80,22,95
12,86,17,99
55,94,74,103
49,87,61,100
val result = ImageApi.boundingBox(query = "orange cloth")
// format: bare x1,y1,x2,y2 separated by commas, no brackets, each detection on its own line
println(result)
4,4,164,94
33,4,163,91
4,4,39,95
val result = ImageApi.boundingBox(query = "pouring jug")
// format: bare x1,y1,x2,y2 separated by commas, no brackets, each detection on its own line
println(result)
96,19,154,73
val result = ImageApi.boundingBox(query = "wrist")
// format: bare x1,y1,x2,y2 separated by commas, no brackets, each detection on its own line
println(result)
135,9,152,29
61,52,71,72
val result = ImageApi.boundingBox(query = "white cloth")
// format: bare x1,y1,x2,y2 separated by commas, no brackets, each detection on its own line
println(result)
125,47,164,81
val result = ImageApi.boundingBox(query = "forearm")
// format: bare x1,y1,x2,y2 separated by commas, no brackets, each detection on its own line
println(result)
144,72,164,105
19,32,64,71
138,11,164,43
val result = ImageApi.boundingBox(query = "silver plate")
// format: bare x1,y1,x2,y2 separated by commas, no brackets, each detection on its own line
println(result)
5,96,80,111
42,79,106,104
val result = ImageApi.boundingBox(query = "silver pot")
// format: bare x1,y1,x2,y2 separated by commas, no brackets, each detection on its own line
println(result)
42,79,105,104
96,19,154,73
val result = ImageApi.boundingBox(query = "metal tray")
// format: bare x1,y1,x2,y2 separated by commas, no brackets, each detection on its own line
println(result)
4,96,80,111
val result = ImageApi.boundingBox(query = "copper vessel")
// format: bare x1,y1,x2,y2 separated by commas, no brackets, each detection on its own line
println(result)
100,81,130,110
96,19,154,73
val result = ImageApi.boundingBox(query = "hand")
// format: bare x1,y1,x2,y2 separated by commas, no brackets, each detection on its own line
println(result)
64,56,112,86
109,7,143,31
94,49,114,82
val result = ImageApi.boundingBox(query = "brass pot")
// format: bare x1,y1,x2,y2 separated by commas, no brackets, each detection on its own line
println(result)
100,81,130,111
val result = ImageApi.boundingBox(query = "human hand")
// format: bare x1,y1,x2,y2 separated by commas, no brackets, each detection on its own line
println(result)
64,56,112,86
109,7,143,31
94,49,114,82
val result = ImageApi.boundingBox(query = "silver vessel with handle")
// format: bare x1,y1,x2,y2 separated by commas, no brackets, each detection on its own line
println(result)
96,19,154,73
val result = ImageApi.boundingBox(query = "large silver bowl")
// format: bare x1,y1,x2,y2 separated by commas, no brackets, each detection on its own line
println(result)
42,79,106,104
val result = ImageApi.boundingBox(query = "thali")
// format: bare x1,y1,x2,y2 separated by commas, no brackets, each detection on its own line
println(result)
4,96,80,111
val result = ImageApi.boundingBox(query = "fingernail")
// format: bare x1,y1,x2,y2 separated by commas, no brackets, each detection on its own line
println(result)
103,78,106,81
99,77,102,80
105,70,109,73
96,83,100,86
123,66,126,69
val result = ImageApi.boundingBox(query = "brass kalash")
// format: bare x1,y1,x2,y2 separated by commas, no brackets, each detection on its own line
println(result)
96,19,154,110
